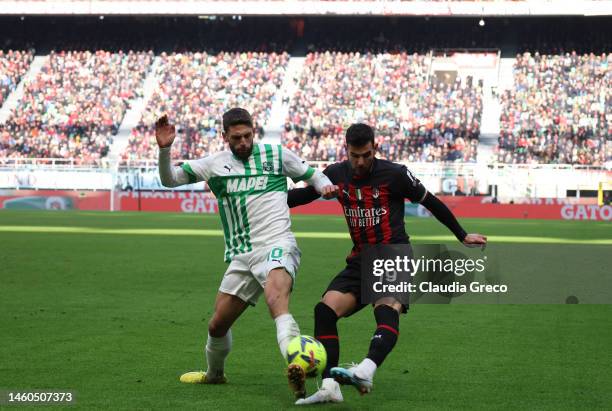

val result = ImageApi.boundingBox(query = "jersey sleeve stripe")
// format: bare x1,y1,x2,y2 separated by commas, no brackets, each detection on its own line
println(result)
181,163,197,184
293,166,315,182
416,189,428,203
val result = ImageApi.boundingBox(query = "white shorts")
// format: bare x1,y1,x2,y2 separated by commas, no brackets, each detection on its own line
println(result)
218,242,301,306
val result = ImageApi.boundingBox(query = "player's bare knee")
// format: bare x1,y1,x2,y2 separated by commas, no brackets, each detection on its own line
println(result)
322,291,357,317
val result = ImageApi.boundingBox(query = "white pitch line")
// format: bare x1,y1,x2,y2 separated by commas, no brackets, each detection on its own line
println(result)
0,225,610,244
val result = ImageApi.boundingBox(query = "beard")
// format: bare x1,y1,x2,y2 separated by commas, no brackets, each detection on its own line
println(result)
230,143,253,160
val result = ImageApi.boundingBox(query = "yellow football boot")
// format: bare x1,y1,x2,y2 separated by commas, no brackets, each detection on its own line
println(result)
179,371,227,384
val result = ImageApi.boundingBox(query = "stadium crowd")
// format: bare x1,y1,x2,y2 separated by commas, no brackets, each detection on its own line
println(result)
1,16,609,166
498,51,610,165
0,50,153,164
0,50,33,107
124,51,289,160
283,51,482,163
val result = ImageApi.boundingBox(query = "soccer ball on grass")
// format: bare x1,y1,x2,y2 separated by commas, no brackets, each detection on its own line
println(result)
286,335,327,377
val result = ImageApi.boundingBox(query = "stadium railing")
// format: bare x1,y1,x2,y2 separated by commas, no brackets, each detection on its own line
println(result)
116,160,607,173
0,157,113,169
1,158,609,172
1,159,609,201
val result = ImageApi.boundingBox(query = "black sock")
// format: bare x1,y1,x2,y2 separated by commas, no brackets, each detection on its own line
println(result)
366,305,399,367
314,302,339,379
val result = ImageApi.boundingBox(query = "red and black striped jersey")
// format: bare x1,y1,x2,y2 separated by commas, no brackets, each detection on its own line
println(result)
322,158,427,258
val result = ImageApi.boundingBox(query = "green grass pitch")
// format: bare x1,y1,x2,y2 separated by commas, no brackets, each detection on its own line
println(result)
1,210,611,410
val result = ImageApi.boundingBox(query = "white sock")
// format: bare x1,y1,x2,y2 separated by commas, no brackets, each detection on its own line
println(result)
205,330,232,379
274,313,300,359
355,358,377,381
321,377,338,390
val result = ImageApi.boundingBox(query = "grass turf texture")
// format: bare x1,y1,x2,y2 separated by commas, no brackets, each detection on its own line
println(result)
0,210,611,410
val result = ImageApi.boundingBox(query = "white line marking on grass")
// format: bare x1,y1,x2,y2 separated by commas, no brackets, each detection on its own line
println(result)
0,225,610,244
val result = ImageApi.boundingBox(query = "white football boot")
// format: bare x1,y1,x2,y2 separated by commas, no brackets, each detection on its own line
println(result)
295,378,343,405
330,364,373,395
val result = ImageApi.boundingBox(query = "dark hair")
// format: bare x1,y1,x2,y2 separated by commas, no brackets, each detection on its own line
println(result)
345,123,375,147
222,107,253,133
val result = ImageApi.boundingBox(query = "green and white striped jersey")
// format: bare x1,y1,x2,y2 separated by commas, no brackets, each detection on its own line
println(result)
181,144,316,262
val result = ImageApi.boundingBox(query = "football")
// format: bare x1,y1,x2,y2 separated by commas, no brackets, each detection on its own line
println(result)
286,335,327,376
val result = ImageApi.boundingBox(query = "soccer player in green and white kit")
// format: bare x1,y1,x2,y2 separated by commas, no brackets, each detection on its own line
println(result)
155,108,338,398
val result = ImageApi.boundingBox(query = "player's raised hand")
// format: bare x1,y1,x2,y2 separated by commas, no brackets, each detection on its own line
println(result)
463,233,487,249
320,185,339,199
155,115,176,148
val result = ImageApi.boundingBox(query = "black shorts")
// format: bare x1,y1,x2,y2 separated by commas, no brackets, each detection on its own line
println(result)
324,256,409,316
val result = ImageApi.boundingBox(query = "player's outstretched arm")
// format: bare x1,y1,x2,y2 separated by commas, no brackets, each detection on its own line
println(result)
421,192,487,247
286,175,338,207
397,166,486,248
287,186,320,208
281,148,338,203
156,115,191,188
307,170,338,200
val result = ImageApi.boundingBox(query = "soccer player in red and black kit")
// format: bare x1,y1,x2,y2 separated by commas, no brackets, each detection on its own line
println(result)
288,123,487,405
